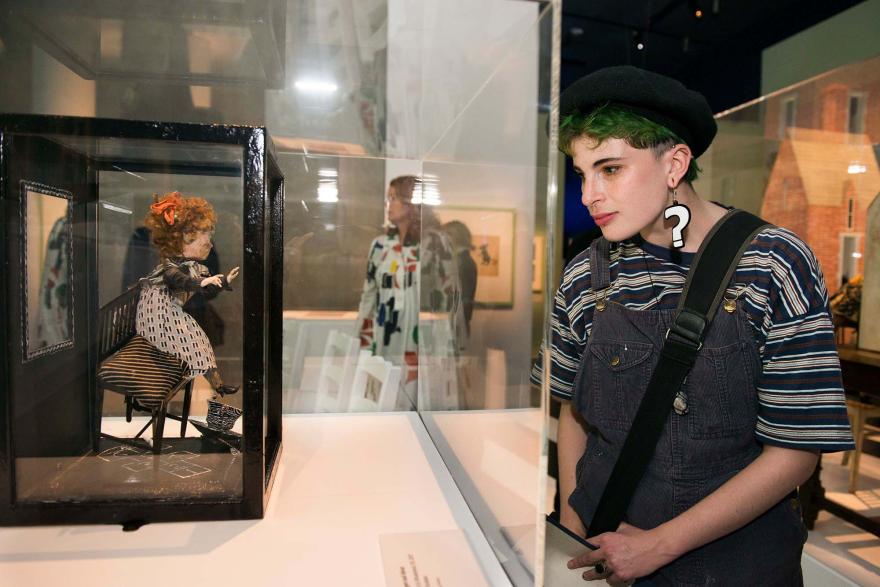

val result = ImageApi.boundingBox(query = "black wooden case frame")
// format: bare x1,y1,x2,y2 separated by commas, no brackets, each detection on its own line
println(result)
0,113,284,526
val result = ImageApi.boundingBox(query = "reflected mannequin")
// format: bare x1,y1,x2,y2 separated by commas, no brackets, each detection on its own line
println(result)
356,176,461,409
442,220,477,340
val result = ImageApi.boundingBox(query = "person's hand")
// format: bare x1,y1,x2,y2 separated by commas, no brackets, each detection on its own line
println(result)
568,523,676,585
227,266,240,283
200,275,223,288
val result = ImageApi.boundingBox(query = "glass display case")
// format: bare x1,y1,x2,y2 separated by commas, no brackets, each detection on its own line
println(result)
0,1,558,585
1,0,287,89
0,114,284,525
698,54,880,536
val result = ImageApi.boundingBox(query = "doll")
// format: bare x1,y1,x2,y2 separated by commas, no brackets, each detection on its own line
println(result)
136,192,240,404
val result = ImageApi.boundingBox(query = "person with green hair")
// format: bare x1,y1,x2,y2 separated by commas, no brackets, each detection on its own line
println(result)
533,66,852,585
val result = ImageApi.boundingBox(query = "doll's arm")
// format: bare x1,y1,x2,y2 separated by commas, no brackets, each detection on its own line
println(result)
164,265,204,292
200,273,233,299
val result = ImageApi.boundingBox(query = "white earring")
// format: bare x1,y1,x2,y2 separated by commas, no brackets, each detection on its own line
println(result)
663,187,691,249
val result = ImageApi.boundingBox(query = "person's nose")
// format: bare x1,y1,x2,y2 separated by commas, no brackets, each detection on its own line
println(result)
580,175,602,211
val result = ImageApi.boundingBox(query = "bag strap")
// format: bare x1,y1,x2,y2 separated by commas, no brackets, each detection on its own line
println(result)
586,209,769,538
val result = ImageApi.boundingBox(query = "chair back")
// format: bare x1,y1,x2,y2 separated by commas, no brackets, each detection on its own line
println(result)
98,286,140,361
418,355,460,410
348,354,401,412
314,329,360,412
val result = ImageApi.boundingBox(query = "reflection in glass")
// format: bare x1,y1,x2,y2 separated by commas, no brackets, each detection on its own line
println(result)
705,53,880,302
352,175,462,412
23,182,72,359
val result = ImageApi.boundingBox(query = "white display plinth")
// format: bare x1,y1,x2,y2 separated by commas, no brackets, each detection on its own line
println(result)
0,413,509,587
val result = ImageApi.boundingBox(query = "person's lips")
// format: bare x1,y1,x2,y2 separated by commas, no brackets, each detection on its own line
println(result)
592,212,616,227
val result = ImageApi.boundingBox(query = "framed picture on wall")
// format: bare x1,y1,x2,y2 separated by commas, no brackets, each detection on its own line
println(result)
436,206,515,308
532,235,545,293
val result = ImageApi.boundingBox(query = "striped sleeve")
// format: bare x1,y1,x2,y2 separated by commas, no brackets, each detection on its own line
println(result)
748,229,854,452
530,252,592,400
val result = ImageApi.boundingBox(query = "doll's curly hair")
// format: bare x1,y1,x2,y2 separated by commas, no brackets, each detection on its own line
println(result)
144,191,217,258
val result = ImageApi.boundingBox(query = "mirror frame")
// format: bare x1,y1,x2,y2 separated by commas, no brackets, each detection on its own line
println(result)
20,179,74,361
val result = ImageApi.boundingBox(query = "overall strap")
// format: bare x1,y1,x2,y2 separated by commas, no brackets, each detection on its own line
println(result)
586,209,770,538
589,237,612,292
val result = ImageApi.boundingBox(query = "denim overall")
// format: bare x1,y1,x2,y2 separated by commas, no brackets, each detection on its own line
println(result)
569,239,807,586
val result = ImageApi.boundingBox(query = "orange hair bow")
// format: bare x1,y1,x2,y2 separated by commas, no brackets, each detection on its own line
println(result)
150,193,183,225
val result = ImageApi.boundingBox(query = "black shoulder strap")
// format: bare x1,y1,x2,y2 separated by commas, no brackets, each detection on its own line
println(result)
586,210,769,538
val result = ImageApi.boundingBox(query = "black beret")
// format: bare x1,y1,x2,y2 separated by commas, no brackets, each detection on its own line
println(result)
559,65,717,158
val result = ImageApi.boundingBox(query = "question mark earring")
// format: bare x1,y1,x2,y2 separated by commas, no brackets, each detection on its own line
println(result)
663,188,691,249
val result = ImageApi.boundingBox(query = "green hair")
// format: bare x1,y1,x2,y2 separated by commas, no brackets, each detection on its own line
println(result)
559,103,702,183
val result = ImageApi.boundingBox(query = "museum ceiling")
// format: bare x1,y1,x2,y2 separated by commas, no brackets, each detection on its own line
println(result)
560,0,868,111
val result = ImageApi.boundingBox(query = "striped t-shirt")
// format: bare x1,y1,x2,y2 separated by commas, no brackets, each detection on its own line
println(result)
532,226,854,452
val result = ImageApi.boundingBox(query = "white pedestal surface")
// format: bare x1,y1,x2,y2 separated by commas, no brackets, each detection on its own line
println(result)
0,413,508,586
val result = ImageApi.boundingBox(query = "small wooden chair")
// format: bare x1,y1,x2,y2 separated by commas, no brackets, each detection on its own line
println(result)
842,394,880,493
95,286,194,454
347,354,401,412
314,329,361,412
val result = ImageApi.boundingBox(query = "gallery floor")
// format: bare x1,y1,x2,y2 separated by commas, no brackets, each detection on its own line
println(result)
809,450,880,586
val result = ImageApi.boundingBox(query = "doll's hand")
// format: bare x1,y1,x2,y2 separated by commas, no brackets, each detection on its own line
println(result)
200,275,223,288
227,266,240,283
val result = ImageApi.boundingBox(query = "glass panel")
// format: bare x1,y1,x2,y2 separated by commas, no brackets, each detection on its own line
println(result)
702,54,880,292
13,135,246,503
47,135,244,169
1,1,550,161
22,182,73,360
418,3,553,585
701,54,880,525
8,0,280,85
280,151,418,413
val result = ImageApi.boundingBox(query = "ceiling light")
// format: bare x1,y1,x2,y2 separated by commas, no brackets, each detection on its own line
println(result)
633,31,645,51
295,79,338,95
317,180,338,203
413,175,442,206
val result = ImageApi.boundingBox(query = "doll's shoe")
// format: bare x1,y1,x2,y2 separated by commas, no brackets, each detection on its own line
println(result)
215,385,239,396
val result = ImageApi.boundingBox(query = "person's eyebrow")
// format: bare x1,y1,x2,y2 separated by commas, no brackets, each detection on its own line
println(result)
592,157,623,168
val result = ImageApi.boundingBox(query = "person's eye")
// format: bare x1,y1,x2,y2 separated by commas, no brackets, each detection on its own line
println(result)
602,165,620,176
